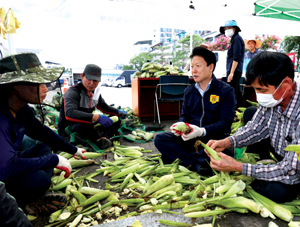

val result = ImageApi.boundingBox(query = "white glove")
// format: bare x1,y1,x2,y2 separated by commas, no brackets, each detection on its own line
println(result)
181,124,205,141
56,155,72,178
170,122,186,136
74,148,86,160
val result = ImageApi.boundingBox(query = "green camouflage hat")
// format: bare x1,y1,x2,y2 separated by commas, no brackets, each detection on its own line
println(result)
0,52,64,84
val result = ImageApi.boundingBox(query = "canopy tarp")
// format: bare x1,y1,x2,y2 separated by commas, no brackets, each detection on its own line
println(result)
254,0,300,22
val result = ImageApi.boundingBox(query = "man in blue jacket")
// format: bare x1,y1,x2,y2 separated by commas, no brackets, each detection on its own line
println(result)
0,53,86,217
154,47,236,175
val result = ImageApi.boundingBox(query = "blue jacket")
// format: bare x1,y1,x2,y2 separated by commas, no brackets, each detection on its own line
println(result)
0,105,77,182
226,33,245,73
179,75,236,139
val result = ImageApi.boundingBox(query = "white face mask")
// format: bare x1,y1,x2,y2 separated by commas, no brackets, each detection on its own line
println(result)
225,29,234,37
255,80,287,108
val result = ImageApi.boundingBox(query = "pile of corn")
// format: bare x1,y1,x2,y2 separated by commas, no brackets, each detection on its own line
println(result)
33,105,60,133
36,140,300,227
125,128,154,142
133,63,188,78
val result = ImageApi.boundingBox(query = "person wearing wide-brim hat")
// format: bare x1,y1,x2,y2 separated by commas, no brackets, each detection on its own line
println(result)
219,20,245,108
244,38,263,60
0,53,87,218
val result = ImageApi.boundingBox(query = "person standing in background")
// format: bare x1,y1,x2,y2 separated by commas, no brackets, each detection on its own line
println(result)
243,38,263,75
220,20,245,108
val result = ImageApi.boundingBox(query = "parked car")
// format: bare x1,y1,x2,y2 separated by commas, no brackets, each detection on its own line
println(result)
106,79,113,87
46,81,57,91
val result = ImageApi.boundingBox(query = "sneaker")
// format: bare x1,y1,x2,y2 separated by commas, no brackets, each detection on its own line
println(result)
96,137,112,150
24,192,67,216
40,192,67,214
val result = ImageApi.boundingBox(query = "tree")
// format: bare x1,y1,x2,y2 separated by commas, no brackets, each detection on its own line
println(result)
152,46,171,65
178,34,206,51
171,49,187,68
173,34,206,68
122,65,134,70
281,36,300,69
129,52,153,71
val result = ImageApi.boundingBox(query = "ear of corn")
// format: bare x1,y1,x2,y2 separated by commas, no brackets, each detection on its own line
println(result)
49,209,63,223
59,206,74,221
69,160,95,168
174,123,191,134
221,180,246,200
185,208,233,218
111,163,140,180
142,174,174,197
78,190,110,207
79,186,103,195
197,140,221,161
79,152,103,159
69,214,82,227
119,172,134,191
208,196,260,214
51,179,72,190
94,116,119,128
158,219,193,226
190,184,205,202
215,180,236,194
151,183,182,199
69,189,87,204
247,188,293,222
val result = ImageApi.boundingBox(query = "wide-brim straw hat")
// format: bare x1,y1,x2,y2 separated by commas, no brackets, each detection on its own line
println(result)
244,39,262,49
0,52,64,85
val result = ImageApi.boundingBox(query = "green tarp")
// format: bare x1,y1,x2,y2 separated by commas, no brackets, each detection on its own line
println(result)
254,0,300,22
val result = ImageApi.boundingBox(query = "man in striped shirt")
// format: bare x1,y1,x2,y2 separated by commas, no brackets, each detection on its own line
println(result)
206,51,300,203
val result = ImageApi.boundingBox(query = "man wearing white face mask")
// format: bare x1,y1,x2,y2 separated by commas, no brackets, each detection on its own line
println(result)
205,51,300,203
219,20,245,108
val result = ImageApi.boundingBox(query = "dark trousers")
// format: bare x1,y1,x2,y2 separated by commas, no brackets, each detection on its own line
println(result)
71,120,121,141
251,179,300,203
5,144,53,207
243,107,299,202
227,71,245,108
154,132,232,170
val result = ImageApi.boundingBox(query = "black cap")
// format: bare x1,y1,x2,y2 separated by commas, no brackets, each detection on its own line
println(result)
83,64,101,81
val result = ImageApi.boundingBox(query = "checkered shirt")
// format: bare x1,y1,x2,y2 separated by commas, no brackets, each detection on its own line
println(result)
229,82,300,184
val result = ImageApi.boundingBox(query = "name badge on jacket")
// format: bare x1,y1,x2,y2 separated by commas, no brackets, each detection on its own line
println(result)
210,95,219,104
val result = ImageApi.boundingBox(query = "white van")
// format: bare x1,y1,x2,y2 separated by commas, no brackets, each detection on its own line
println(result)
213,51,227,79
112,70,136,88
